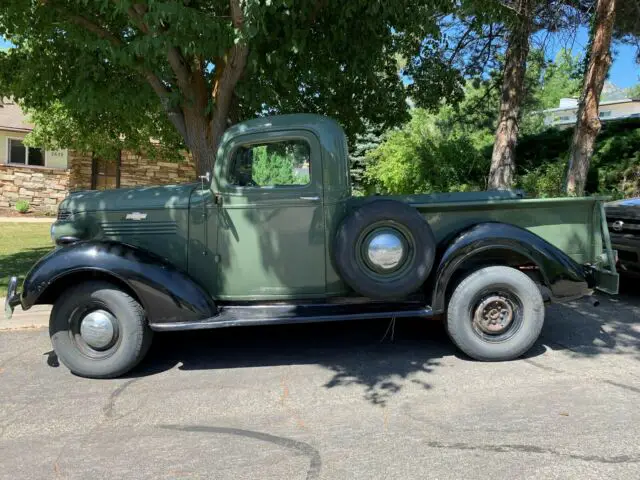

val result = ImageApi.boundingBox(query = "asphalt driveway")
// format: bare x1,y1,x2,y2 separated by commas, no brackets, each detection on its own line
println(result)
0,289,638,479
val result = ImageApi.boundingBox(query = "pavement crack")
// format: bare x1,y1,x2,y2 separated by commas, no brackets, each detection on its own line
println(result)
160,424,321,480
426,441,640,464
524,358,640,395
279,374,307,430
103,378,143,419
523,358,563,374
603,379,640,394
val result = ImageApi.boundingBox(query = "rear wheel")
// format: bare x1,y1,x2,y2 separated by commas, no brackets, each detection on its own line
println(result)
50,281,152,378
446,266,544,361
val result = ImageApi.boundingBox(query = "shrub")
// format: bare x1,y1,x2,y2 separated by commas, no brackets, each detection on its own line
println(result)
365,110,489,194
517,159,567,198
15,199,30,214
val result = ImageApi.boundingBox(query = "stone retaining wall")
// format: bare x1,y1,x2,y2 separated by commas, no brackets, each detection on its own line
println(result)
120,151,195,187
68,150,196,190
0,164,69,213
1,149,196,213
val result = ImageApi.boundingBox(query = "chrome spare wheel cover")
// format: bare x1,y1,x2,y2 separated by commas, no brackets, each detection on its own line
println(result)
80,310,117,349
366,231,405,271
474,295,515,334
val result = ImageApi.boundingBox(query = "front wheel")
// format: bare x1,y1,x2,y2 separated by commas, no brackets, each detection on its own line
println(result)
50,281,153,378
446,266,544,361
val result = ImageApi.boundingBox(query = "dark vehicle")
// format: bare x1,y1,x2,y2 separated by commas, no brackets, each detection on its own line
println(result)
4,114,618,379
606,198,640,275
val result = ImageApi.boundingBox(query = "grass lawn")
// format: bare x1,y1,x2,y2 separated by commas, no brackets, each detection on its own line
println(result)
0,223,54,298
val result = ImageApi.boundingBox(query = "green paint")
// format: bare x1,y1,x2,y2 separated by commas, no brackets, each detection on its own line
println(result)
54,114,616,300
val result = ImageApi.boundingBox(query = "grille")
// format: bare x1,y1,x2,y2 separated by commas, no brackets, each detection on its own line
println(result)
57,209,72,221
607,217,640,236
99,221,178,236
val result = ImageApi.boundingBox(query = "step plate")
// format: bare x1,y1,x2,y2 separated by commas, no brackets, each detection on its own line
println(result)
149,302,433,332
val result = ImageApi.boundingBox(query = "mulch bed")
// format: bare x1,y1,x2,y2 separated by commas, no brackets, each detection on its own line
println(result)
0,208,53,218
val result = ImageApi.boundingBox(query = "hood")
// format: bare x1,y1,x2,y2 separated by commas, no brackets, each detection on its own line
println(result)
60,183,199,212
605,197,640,208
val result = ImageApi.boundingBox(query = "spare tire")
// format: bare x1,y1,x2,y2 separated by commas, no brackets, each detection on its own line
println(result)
333,200,436,300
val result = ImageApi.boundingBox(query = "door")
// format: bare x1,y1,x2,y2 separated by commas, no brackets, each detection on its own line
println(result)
92,153,121,190
215,131,326,300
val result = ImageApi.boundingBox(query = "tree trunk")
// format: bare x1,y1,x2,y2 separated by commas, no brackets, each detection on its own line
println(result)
565,0,616,196
183,107,217,177
487,0,533,190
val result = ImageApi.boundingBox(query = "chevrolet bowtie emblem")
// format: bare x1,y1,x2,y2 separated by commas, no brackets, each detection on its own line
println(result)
125,212,148,221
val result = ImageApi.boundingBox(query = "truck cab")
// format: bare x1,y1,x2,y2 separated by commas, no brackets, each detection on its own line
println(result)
189,114,351,300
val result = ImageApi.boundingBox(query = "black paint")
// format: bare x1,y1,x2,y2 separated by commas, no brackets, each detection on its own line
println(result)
430,222,591,313
20,241,216,323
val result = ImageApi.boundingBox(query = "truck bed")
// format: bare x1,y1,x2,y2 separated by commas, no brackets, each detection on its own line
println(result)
357,191,608,267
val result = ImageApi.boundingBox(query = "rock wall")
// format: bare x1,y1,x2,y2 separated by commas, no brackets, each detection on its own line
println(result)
68,150,196,191
1,149,196,213
0,164,69,213
119,151,196,187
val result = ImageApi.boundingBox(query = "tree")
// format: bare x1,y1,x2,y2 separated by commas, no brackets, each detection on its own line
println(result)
349,123,384,195
365,109,490,194
626,83,640,98
488,0,534,190
537,49,583,108
0,1,461,176
566,0,617,196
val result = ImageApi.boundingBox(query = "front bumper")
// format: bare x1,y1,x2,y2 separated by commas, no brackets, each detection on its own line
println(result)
4,276,21,320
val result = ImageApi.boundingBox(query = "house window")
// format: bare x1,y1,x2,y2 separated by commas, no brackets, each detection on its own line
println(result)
600,111,612,118
229,139,311,187
7,138,45,166
91,153,121,190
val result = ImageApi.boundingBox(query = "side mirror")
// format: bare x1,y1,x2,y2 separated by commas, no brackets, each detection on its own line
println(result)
199,171,211,190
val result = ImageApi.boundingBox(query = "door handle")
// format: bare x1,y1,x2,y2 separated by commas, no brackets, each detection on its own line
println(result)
299,196,320,201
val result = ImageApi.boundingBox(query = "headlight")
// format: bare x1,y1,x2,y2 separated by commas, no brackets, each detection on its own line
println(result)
50,222,58,243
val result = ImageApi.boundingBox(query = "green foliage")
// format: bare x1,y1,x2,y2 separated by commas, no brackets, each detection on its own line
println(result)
24,102,183,162
365,109,489,194
14,199,30,214
626,83,640,98
349,123,384,195
514,119,640,198
0,0,466,161
537,49,583,109
251,145,309,186
518,160,567,198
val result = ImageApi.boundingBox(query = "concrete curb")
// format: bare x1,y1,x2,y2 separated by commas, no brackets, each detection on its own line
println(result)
0,216,55,223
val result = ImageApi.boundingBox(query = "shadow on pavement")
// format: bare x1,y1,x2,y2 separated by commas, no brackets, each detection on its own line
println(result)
42,284,639,405
526,280,640,359
130,317,457,406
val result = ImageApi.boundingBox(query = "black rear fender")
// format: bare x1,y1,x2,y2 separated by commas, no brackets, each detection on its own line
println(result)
20,241,216,323
430,222,591,313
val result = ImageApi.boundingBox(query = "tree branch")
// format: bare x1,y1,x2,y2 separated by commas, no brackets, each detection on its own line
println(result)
167,47,193,93
59,3,187,139
65,13,123,47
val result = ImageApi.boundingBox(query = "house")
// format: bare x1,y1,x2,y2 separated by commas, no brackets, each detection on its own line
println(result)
542,96,640,129
0,99,196,212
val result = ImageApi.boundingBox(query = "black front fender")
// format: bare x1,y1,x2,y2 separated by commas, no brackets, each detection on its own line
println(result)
431,222,591,313
21,241,216,323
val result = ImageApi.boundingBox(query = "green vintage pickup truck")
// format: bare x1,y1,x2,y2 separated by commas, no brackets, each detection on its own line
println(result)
5,114,618,378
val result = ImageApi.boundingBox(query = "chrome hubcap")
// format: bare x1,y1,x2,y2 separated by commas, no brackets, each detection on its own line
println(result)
366,232,405,271
80,310,117,349
474,295,514,334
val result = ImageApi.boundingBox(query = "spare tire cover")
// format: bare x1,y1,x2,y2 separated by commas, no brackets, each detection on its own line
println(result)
333,200,436,300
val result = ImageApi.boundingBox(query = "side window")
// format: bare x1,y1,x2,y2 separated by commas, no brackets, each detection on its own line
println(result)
229,139,310,187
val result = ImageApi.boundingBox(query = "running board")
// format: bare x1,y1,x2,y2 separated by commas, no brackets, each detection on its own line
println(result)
149,302,433,332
